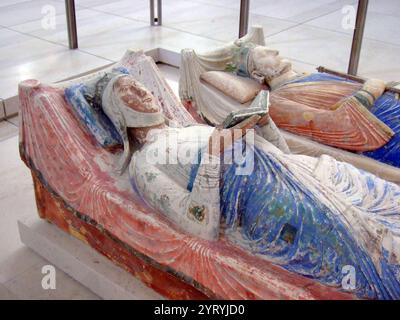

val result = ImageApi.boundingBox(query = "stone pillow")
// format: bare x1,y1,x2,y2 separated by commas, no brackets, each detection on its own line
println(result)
200,71,262,104
65,83,122,150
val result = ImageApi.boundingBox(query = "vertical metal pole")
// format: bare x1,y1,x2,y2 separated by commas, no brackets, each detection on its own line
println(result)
239,0,250,38
348,0,368,75
157,0,162,25
65,0,78,49
150,0,162,26
150,0,155,25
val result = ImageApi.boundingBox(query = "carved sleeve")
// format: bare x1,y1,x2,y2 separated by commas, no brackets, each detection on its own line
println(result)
185,152,221,240
131,150,221,241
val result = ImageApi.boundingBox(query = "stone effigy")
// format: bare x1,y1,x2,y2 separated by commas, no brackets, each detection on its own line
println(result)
19,50,400,300
179,26,400,184
104,72,400,300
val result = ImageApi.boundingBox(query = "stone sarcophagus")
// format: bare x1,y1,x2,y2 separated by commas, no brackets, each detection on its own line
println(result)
18,50,357,300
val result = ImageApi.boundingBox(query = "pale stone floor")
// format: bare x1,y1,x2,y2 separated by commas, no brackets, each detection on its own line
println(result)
0,0,400,299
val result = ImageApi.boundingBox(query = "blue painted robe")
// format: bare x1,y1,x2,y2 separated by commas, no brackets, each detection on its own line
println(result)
220,141,400,300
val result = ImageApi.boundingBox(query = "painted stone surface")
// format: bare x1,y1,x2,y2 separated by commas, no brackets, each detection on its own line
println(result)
179,26,400,183
18,52,357,300
30,172,208,300
92,68,400,299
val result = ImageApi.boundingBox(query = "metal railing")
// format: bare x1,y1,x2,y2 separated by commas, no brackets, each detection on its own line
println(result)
64,0,369,76
239,0,250,38
65,0,78,49
150,0,162,26
348,0,369,75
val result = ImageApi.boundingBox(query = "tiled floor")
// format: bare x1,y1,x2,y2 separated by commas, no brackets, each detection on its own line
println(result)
1,0,400,106
0,0,400,299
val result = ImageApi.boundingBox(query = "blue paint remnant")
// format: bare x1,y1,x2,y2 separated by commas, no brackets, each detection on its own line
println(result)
65,84,122,148
187,149,203,192
286,73,400,168
113,66,129,74
220,143,400,299
64,66,129,149
363,92,400,167
287,72,357,85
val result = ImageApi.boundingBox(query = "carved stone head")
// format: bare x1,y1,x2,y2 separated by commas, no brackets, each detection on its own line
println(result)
251,46,292,82
111,76,166,145
114,76,160,113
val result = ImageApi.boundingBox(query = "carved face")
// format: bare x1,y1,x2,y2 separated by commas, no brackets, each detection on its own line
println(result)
113,76,165,145
252,46,292,81
114,76,160,113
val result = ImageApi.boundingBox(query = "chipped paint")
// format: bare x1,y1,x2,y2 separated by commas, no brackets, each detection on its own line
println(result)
18,50,360,300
